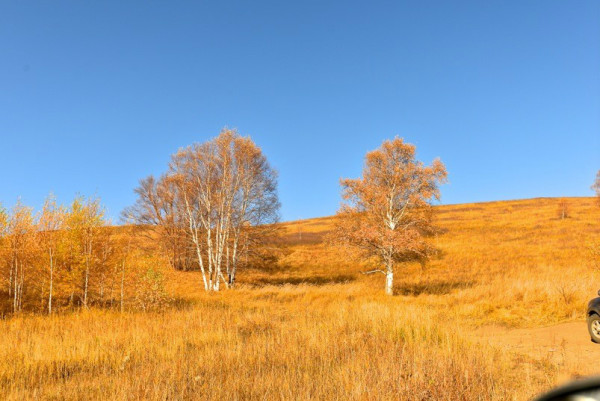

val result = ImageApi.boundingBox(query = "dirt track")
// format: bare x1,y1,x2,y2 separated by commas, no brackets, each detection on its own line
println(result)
476,321,600,383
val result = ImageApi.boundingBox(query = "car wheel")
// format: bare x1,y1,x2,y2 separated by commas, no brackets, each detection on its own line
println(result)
587,314,600,343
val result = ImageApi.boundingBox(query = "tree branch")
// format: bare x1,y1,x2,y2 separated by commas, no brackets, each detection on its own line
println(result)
361,269,387,276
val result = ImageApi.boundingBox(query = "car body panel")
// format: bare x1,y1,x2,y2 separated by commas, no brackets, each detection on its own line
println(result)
587,297,600,317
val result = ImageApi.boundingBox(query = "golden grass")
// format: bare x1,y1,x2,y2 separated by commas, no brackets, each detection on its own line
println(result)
1,286,525,400
264,197,600,328
1,197,599,400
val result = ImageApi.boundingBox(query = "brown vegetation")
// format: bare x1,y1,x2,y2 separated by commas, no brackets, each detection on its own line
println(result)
6,196,597,400
1,192,599,400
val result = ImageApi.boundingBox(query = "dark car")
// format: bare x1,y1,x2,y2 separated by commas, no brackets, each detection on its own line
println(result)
587,290,600,343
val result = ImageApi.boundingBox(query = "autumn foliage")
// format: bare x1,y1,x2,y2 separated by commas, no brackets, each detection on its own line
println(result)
332,137,447,295
0,195,174,316
125,129,280,291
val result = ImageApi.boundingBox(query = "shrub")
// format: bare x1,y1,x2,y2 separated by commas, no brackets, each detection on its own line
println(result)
133,267,171,312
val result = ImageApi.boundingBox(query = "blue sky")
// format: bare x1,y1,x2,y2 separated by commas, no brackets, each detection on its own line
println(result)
1,1,599,222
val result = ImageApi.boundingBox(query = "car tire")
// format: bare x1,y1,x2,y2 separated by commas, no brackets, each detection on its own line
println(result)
587,313,600,343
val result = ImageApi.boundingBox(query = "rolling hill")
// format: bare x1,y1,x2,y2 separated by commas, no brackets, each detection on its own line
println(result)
1,197,599,400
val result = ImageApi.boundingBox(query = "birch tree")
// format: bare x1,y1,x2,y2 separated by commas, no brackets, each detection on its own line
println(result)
37,195,65,314
224,134,279,286
65,197,105,307
122,175,192,271
6,201,36,312
593,170,600,205
332,137,447,295
0,195,124,313
556,198,570,220
128,129,279,291
0,204,8,300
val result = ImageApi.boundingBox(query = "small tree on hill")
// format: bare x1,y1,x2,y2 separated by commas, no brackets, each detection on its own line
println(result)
333,137,447,295
590,170,600,270
557,198,570,220
593,170,600,205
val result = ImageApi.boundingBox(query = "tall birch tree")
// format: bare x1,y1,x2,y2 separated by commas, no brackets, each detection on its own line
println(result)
127,129,279,291
332,137,447,295
65,197,105,307
37,195,65,314
6,201,36,312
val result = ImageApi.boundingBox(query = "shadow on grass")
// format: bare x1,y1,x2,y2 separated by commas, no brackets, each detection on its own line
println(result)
282,232,326,246
395,279,475,296
252,274,356,287
170,297,200,310
0,292,11,318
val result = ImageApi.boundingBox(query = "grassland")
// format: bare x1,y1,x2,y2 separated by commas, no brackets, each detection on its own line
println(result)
1,197,599,400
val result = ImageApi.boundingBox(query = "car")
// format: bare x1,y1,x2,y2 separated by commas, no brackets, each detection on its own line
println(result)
587,290,600,343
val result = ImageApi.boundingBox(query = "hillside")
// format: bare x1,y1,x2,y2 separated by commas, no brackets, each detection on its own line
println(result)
233,197,600,326
2,197,599,400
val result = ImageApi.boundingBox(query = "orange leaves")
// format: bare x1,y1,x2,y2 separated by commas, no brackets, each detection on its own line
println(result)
127,128,280,290
334,137,447,275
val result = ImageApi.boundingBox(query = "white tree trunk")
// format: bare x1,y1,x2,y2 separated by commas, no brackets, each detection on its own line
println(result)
8,260,13,298
385,252,394,296
385,270,394,296
84,238,92,308
229,238,239,286
48,250,53,315
84,261,89,308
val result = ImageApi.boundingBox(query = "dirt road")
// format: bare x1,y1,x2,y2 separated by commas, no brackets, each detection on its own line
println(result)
476,321,600,383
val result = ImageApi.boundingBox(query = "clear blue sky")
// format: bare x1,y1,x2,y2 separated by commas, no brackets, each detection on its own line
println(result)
1,1,599,222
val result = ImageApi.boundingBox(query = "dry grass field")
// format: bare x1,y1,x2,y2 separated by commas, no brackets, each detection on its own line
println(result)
1,197,599,400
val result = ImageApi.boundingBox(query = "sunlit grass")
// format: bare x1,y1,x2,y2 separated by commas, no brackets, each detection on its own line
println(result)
1,286,524,400
1,197,598,400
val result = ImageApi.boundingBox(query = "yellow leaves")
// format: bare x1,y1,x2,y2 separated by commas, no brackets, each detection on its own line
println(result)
65,196,105,233
335,137,447,270
0,194,118,313
8,200,36,237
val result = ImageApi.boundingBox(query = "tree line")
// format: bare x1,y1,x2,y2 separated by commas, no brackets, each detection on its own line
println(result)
1,196,119,314
0,194,173,316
